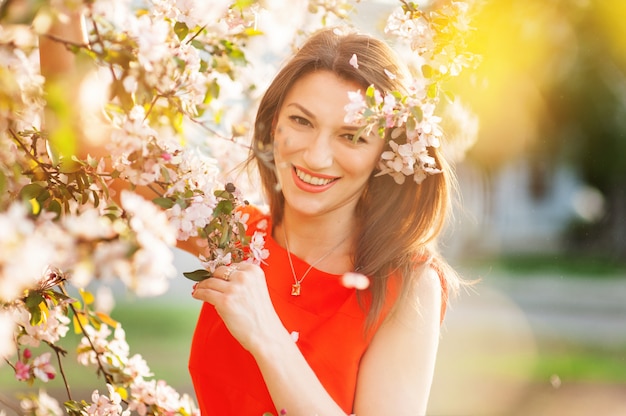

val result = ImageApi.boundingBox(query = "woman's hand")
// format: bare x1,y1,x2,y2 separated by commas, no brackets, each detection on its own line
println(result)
191,263,285,353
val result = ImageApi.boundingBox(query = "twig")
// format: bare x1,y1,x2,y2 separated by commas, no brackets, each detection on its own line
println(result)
9,129,48,171
3,357,16,371
60,285,115,386
48,341,73,401
40,33,89,51
186,25,207,45
89,17,118,83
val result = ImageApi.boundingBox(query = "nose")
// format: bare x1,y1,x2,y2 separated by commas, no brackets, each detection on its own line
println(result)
302,132,333,170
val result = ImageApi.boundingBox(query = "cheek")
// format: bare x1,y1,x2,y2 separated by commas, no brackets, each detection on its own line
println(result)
272,131,290,170
272,125,283,153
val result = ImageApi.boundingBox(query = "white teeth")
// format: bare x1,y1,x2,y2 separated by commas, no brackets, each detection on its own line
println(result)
295,168,334,186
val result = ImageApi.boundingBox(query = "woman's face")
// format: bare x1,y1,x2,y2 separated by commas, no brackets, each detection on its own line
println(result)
273,70,384,220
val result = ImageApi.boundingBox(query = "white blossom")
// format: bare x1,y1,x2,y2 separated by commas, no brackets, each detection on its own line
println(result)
19,390,63,416
13,305,70,348
87,384,130,416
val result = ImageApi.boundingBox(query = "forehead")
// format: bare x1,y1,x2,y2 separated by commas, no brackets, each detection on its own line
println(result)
280,70,363,119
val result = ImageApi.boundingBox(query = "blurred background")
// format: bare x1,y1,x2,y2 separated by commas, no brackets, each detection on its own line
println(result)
413,0,626,414
2,0,626,414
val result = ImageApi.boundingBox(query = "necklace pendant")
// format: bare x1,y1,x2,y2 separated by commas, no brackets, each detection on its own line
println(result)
291,283,301,296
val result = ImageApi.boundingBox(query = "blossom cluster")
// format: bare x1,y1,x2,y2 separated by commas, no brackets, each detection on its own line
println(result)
1,0,266,412
345,86,444,184
345,1,480,184
0,192,177,303
73,323,198,415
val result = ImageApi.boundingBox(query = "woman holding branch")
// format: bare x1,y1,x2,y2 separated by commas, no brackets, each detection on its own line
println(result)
188,27,461,415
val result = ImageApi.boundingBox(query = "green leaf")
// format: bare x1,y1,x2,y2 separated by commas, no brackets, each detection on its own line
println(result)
0,170,6,195
233,0,255,11
25,292,44,309
48,199,62,216
443,89,456,103
91,190,100,208
422,64,434,79
46,290,72,305
20,182,45,200
153,197,176,209
410,105,423,123
365,85,376,107
64,399,88,416
25,292,45,325
406,116,416,133
219,223,231,247
213,199,234,217
174,21,189,41
427,83,438,99
243,27,264,37
183,269,212,281
214,189,230,199
352,125,368,143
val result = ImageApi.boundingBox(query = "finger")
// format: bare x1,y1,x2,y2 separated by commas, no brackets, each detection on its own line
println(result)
216,265,238,282
192,278,230,303
196,275,229,292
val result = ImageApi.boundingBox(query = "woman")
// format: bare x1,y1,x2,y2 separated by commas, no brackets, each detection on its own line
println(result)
188,27,460,415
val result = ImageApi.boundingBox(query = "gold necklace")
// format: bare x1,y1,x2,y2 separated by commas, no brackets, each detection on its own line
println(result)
282,226,349,296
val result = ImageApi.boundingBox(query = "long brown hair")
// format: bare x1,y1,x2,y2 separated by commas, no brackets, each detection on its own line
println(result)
250,27,460,326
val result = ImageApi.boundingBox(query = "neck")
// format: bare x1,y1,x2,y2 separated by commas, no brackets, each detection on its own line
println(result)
276,209,357,273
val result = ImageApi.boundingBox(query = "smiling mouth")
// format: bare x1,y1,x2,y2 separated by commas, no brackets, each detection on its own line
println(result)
293,167,338,186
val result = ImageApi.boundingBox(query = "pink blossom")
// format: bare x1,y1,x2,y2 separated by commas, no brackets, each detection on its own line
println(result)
384,68,396,80
248,231,269,265
349,53,359,69
200,249,233,273
32,353,56,382
124,354,154,381
344,90,366,125
341,272,370,290
15,360,31,381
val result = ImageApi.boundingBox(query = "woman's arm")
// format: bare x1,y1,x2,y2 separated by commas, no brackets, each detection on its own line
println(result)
353,266,442,415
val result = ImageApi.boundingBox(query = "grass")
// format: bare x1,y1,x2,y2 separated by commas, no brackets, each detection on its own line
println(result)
462,253,626,277
439,340,626,384
530,343,626,383
110,301,201,387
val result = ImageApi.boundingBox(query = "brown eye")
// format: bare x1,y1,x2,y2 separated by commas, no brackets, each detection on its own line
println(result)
289,115,311,126
342,133,366,144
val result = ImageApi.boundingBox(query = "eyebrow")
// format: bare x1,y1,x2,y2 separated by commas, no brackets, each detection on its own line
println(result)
286,103,361,132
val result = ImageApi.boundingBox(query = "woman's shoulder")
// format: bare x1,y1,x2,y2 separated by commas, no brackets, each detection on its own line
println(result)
397,253,454,323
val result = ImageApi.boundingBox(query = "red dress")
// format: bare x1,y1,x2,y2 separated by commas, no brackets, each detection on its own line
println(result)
188,207,446,415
